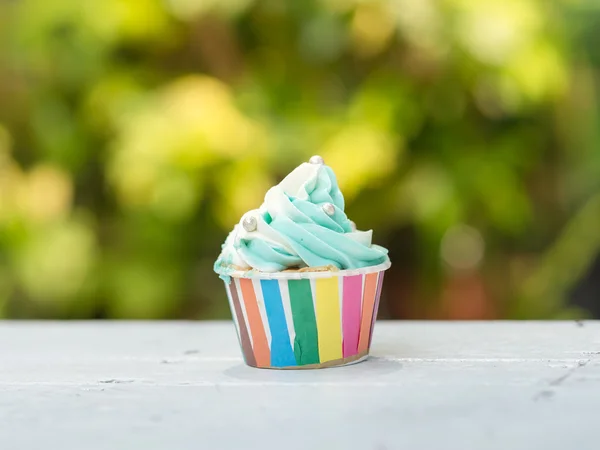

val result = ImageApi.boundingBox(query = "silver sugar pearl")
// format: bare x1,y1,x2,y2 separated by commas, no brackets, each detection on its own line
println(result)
309,155,325,165
242,215,257,232
349,220,357,231
322,203,335,216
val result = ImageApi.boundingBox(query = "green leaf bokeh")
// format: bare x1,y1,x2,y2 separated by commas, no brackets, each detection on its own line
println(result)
1,0,599,319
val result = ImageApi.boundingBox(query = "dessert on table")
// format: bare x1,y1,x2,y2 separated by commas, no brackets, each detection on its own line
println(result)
214,156,390,369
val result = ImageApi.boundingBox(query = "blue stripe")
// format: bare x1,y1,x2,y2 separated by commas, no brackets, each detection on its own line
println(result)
261,279,297,367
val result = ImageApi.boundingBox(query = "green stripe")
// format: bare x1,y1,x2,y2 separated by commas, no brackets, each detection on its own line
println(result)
288,279,320,365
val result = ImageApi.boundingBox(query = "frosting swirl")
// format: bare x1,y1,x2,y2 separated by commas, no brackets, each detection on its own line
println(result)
214,160,389,275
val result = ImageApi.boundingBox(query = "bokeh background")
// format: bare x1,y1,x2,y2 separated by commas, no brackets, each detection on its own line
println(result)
1,0,599,320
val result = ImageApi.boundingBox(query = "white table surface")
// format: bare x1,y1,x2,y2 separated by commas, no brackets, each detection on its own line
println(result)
0,321,599,450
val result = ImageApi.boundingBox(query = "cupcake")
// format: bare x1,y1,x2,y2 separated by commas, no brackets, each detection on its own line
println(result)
214,155,390,369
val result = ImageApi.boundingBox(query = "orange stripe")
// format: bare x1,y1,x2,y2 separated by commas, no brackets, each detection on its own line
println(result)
357,272,378,353
239,278,270,367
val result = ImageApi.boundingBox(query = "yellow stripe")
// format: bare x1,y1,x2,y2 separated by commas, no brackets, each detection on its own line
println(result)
315,277,343,362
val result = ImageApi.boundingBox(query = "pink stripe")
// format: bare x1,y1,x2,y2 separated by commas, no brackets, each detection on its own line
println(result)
368,271,385,347
342,275,363,357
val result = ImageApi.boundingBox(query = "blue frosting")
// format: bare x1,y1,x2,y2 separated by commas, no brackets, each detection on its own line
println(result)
214,163,389,277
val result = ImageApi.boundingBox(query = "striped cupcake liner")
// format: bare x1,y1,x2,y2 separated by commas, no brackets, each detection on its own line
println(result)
224,261,390,369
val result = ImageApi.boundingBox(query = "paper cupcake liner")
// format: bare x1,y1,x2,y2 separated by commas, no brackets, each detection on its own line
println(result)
223,261,390,369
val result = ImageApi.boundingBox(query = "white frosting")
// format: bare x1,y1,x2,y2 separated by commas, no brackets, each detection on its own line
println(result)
218,162,379,271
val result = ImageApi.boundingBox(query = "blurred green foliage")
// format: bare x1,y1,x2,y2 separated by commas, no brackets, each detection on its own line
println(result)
1,0,599,319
